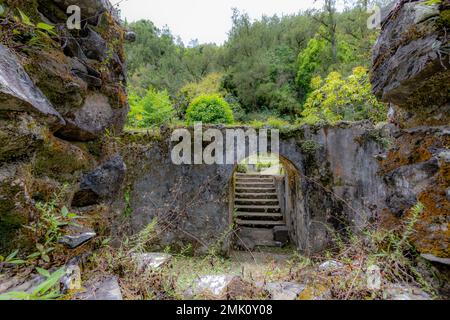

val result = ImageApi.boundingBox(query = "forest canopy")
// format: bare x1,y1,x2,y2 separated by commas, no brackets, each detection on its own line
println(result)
124,0,389,128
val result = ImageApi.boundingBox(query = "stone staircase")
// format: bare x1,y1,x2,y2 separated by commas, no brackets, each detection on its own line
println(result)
234,173,289,249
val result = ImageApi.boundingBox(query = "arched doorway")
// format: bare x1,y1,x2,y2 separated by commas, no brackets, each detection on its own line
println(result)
230,153,303,251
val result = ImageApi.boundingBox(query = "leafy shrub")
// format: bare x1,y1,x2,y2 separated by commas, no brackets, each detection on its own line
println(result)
176,73,225,116
299,67,387,125
185,94,234,124
127,87,175,128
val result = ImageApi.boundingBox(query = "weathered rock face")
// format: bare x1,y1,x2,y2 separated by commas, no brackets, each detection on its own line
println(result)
0,114,47,163
72,155,126,207
371,0,449,259
1,0,129,141
115,122,388,255
371,0,450,125
55,93,128,141
0,0,128,252
0,44,64,128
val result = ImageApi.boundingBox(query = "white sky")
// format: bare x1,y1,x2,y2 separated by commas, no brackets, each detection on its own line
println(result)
116,0,323,45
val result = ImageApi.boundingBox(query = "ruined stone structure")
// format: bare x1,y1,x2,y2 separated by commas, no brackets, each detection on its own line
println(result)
0,0,447,263
112,122,387,255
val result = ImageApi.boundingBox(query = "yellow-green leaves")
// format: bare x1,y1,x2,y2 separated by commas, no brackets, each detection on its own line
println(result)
299,67,387,125
36,22,57,36
186,94,234,124
18,9,33,26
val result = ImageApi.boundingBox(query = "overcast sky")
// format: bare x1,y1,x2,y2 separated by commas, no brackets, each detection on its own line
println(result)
116,0,323,45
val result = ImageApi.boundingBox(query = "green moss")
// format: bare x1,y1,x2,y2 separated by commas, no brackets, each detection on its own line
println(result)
355,129,393,150
0,178,26,253
33,137,91,180
438,9,450,27
0,211,25,254
300,140,321,154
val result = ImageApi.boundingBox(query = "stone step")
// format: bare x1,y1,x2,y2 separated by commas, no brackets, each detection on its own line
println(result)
235,212,283,220
236,183,275,188
235,187,277,194
235,193,278,199
235,198,280,205
235,237,283,249
235,205,281,213
235,178,274,183
236,219,285,227
235,227,284,249
235,173,273,178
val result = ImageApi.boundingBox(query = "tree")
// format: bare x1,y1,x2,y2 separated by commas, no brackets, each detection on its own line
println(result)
296,37,328,98
186,94,234,124
300,67,387,125
311,0,339,64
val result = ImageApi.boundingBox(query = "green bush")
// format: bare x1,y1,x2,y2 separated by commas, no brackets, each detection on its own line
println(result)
186,94,234,124
127,87,175,128
176,73,225,116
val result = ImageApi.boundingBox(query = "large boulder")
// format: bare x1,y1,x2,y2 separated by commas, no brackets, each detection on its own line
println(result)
23,49,88,116
0,44,64,128
371,0,450,117
55,93,127,141
72,155,126,207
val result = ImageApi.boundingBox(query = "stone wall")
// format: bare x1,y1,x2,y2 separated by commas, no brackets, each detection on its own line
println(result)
113,122,388,255
371,0,449,259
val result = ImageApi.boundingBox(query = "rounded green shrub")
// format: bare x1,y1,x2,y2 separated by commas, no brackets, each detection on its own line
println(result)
185,94,234,124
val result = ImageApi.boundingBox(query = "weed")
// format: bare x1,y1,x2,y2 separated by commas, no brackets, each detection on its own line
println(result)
0,267,65,300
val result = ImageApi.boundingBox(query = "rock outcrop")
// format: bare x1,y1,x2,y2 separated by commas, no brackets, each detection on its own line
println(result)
72,155,126,207
371,0,449,259
0,44,64,128
1,0,129,141
0,0,128,252
372,0,450,126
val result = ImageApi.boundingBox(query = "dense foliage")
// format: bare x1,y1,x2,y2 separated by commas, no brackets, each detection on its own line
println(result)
300,67,387,125
125,0,389,126
127,87,175,128
185,94,234,124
